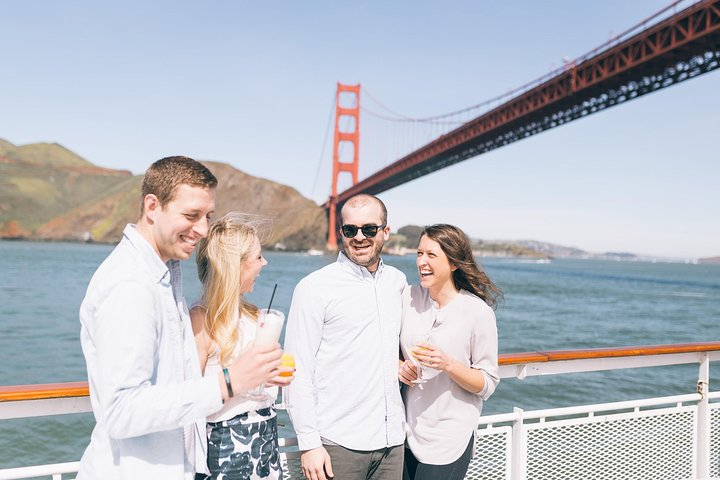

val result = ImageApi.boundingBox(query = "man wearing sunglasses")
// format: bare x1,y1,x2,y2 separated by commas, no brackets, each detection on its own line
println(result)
285,194,407,480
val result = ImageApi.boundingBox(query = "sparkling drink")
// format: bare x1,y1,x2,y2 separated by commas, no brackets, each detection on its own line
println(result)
409,334,429,384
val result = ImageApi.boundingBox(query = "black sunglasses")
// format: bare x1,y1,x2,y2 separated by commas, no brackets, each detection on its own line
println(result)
340,224,387,238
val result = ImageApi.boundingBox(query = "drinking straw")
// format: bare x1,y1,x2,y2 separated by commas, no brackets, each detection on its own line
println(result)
267,283,278,312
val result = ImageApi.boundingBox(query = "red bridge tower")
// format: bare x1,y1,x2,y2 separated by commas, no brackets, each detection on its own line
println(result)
327,83,360,250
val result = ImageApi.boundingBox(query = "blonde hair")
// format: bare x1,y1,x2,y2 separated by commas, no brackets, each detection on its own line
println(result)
195,212,266,366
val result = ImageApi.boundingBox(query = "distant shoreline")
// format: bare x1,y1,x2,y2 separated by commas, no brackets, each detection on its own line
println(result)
2,237,716,266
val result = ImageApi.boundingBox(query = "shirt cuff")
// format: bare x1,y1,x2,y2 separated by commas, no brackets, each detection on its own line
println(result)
297,431,323,451
476,379,489,398
200,373,224,415
470,367,491,398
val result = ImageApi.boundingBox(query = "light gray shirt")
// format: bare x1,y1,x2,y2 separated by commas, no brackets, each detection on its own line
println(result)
400,286,499,465
284,252,407,451
78,224,223,479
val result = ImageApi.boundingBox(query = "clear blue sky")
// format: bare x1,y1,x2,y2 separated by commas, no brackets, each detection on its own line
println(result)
2,1,718,258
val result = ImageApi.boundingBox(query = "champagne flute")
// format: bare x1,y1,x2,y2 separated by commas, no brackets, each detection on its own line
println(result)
408,333,429,384
279,352,295,408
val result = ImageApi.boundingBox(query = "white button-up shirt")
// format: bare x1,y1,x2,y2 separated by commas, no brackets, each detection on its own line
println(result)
78,224,223,479
284,252,407,451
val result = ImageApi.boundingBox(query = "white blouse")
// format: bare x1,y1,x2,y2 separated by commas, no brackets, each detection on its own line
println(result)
400,286,499,465
204,313,278,422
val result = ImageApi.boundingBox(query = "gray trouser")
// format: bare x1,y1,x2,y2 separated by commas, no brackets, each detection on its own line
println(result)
324,444,404,480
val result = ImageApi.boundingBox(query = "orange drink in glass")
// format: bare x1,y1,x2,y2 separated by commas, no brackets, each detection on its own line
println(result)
280,353,295,377
279,353,295,408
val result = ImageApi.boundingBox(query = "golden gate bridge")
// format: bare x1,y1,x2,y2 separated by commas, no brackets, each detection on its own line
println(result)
321,0,720,249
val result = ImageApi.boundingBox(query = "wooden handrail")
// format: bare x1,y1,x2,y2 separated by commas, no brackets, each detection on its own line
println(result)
2,342,720,402
0,381,90,402
499,341,720,365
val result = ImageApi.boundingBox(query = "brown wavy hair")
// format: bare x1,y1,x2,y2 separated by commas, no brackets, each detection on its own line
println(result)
421,224,503,309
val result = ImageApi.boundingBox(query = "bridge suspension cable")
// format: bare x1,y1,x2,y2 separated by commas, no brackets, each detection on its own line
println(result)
342,0,719,206
360,88,477,178
310,92,336,202
357,0,700,186
363,0,694,125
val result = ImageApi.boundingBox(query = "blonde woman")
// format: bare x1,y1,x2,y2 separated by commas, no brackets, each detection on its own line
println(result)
191,212,292,479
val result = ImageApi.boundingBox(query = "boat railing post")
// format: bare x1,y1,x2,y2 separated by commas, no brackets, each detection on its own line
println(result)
511,407,526,480
696,352,710,480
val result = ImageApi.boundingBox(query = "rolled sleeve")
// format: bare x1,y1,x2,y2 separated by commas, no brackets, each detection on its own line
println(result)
95,281,221,439
470,307,500,401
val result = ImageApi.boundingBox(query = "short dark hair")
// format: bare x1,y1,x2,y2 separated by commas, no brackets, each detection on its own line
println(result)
141,156,217,213
341,194,387,225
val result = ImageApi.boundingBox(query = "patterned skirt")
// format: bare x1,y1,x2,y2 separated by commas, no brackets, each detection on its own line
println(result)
205,407,282,480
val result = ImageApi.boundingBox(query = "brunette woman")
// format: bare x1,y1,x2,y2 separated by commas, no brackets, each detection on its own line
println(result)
398,224,501,480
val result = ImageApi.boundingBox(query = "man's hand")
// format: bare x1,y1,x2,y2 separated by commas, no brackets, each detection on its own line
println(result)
225,342,283,397
398,359,418,386
301,446,334,480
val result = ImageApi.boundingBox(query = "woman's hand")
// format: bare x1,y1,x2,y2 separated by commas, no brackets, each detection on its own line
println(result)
265,365,295,387
414,342,453,372
414,342,488,394
398,359,419,386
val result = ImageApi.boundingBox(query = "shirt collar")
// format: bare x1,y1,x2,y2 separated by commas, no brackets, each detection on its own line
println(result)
337,251,385,279
123,224,173,284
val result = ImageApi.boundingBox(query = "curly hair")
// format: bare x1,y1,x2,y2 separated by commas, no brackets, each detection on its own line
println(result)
421,224,503,309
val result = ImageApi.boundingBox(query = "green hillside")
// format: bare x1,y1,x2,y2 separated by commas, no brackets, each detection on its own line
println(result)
0,163,133,231
0,139,328,249
0,140,93,168
0,139,136,236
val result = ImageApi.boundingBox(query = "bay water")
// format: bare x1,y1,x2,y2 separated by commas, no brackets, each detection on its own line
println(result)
1,240,718,470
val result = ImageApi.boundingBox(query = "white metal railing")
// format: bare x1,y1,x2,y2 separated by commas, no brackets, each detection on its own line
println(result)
1,345,719,480
470,393,719,480
0,463,79,480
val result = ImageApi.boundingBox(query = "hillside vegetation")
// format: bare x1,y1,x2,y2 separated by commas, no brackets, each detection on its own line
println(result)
0,139,327,250
0,139,96,168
